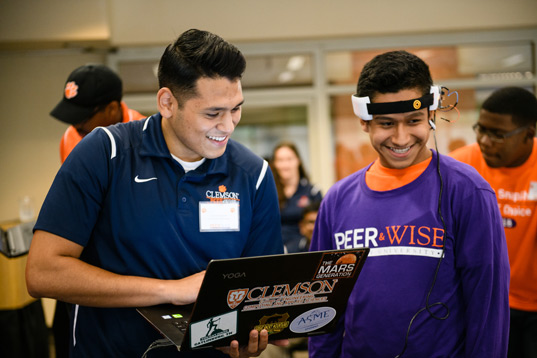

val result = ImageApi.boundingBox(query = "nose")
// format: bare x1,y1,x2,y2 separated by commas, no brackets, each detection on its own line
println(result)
477,132,494,147
391,123,411,145
217,111,239,133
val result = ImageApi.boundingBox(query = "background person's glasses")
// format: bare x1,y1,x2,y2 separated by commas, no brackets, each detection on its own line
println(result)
472,123,529,143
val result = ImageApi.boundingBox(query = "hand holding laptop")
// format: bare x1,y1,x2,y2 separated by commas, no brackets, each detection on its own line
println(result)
217,329,289,358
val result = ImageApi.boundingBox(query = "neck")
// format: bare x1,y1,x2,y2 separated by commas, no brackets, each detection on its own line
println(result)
116,103,123,123
282,176,299,198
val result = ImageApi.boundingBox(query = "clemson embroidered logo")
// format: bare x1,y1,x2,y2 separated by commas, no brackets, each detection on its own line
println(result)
64,81,78,99
206,185,240,202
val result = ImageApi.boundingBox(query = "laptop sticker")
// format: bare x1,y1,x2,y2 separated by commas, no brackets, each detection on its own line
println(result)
238,280,337,312
290,306,337,333
190,311,238,348
227,289,248,309
314,252,358,280
254,313,290,335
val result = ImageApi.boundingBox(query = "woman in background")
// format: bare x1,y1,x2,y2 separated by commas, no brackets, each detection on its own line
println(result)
272,141,322,253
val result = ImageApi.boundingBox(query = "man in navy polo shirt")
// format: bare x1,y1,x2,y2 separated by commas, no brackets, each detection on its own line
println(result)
26,29,284,358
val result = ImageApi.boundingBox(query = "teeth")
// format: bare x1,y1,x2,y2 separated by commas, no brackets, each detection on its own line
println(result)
391,147,410,154
208,136,226,142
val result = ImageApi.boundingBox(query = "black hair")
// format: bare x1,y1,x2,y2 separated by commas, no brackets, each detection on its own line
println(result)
482,87,537,127
157,29,246,107
356,50,433,100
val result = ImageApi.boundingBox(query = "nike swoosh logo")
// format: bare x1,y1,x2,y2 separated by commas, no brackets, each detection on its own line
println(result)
134,175,158,183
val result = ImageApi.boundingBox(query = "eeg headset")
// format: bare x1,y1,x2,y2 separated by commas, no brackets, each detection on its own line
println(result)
352,85,459,129
351,85,460,358
351,85,441,121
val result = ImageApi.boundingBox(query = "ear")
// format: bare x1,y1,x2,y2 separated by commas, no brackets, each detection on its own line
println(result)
103,101,122,125
157,87,176,119
110,100,121,113
526,126,536,140
360,119,370,133
427,110,437,130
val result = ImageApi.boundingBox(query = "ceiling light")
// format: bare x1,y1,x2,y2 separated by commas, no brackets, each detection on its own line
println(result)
287,56,306,72
501,54,525,68
278,71,295,83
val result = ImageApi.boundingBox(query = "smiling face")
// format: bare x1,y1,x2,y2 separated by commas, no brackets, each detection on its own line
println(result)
159,77,244,162
361,88,433,169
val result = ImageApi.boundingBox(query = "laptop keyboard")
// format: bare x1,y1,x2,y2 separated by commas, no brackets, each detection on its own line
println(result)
172,320,189,333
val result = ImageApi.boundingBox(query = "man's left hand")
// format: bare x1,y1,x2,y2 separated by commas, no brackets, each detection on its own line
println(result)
218,329,289,358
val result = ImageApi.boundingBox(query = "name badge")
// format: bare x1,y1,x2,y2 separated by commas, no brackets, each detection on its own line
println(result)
199,201,240,232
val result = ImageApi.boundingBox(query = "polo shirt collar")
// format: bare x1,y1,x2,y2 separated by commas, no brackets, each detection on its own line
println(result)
139,113,229,175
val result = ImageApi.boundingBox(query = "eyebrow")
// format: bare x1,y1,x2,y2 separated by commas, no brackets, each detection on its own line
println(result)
206,100,244,112
373,113,426,121
477,123,507,131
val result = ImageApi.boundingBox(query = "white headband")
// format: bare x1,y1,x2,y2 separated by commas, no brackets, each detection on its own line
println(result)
352,85,440,120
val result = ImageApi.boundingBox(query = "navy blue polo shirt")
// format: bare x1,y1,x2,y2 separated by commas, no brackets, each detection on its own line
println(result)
35,114,283,357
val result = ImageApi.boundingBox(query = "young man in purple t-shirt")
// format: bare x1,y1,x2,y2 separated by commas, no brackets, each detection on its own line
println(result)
309,51,510,358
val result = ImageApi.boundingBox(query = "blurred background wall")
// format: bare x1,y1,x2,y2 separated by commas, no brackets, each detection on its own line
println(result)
1,0,536,223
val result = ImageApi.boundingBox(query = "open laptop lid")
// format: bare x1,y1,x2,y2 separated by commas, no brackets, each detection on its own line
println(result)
138,248,368,351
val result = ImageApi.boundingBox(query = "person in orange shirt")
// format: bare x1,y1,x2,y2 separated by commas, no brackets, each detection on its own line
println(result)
50,64,145,163
49,64,145,357
450,86,537,358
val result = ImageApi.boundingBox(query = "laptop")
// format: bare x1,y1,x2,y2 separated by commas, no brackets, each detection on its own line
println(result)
137,248,369,352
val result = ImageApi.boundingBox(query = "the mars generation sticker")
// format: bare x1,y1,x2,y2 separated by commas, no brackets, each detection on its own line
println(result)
314,252,358,280
290,306,336,333
190,311,237,348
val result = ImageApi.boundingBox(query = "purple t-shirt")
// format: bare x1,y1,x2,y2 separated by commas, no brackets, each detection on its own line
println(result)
309,150,510,358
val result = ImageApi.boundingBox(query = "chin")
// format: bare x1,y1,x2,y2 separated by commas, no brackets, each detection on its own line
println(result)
204,148,227,160
484,160,502,168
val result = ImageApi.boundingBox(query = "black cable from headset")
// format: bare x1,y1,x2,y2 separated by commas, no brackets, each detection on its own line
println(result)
394,115,450,358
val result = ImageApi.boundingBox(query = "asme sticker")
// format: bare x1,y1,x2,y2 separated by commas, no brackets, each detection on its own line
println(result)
290,307,336,333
